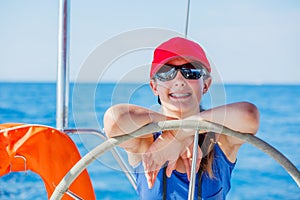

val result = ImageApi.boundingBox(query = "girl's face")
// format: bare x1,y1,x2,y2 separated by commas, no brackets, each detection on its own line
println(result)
150,57,211,118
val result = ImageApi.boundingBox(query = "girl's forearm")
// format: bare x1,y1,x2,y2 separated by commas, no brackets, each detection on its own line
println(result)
198,101,260,134
104,102,259,139
104,104,168,137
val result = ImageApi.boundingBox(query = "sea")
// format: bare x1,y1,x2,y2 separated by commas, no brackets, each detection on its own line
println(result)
0,82,299,200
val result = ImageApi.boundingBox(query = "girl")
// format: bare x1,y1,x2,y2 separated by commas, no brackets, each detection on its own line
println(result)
104,37,259,199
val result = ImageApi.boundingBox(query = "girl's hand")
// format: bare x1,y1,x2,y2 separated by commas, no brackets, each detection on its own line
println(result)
164,136,202,181
142,131,181,188
180,138,202,181
142,131,202,188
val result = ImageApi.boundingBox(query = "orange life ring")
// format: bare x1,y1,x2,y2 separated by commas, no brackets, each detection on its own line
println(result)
0,123,96,200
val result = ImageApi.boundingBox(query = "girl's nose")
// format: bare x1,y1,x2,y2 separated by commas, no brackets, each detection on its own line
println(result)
172,71,186,87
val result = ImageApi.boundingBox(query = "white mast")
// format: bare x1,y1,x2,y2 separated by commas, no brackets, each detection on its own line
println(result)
56,0,70,130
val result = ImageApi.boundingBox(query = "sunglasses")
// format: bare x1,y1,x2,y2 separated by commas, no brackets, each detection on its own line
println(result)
154,62,208,82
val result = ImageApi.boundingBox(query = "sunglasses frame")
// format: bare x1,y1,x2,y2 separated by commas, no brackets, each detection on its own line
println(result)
154,62,208,82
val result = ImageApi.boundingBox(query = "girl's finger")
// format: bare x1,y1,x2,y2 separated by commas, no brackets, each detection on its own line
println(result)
182,157,191,180
166,161,177,177
196,146,203,172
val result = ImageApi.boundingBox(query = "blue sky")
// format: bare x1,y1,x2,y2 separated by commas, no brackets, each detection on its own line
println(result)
0,0,299,84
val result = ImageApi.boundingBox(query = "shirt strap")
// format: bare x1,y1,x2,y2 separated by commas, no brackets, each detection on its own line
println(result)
163,167,167,200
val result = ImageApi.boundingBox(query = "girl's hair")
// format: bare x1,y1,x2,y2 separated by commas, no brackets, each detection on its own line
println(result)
199,105,215,178
199,132,215,178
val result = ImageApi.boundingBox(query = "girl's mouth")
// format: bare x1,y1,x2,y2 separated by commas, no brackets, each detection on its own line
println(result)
169,93,191,98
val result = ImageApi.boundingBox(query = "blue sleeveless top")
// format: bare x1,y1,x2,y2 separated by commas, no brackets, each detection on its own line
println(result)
133,142,236,200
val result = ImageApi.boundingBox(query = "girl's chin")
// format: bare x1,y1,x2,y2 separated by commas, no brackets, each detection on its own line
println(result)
162,104,199,116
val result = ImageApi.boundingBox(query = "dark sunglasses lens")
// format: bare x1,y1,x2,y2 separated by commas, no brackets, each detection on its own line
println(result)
155,65,177,81
181,68,203,79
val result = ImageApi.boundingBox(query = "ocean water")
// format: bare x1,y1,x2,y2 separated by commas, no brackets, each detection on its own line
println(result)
0,82,299,199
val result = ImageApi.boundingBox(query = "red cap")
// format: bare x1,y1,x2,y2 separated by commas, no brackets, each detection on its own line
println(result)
150,37,211,78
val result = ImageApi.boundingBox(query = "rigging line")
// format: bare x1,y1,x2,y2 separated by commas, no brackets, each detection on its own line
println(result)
185,0,191,38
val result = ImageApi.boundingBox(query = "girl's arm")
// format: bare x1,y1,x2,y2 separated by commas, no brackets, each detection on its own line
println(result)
104,104,174,166
198,101,259,135
103,101,260,186
104,103,170,138
186,101,260,163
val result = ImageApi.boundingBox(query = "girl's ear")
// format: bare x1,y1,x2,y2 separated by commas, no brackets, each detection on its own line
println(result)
203,77,212,94
150,79,159,96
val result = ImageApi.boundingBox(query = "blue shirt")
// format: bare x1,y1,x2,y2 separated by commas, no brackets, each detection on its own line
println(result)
133,143,236,200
